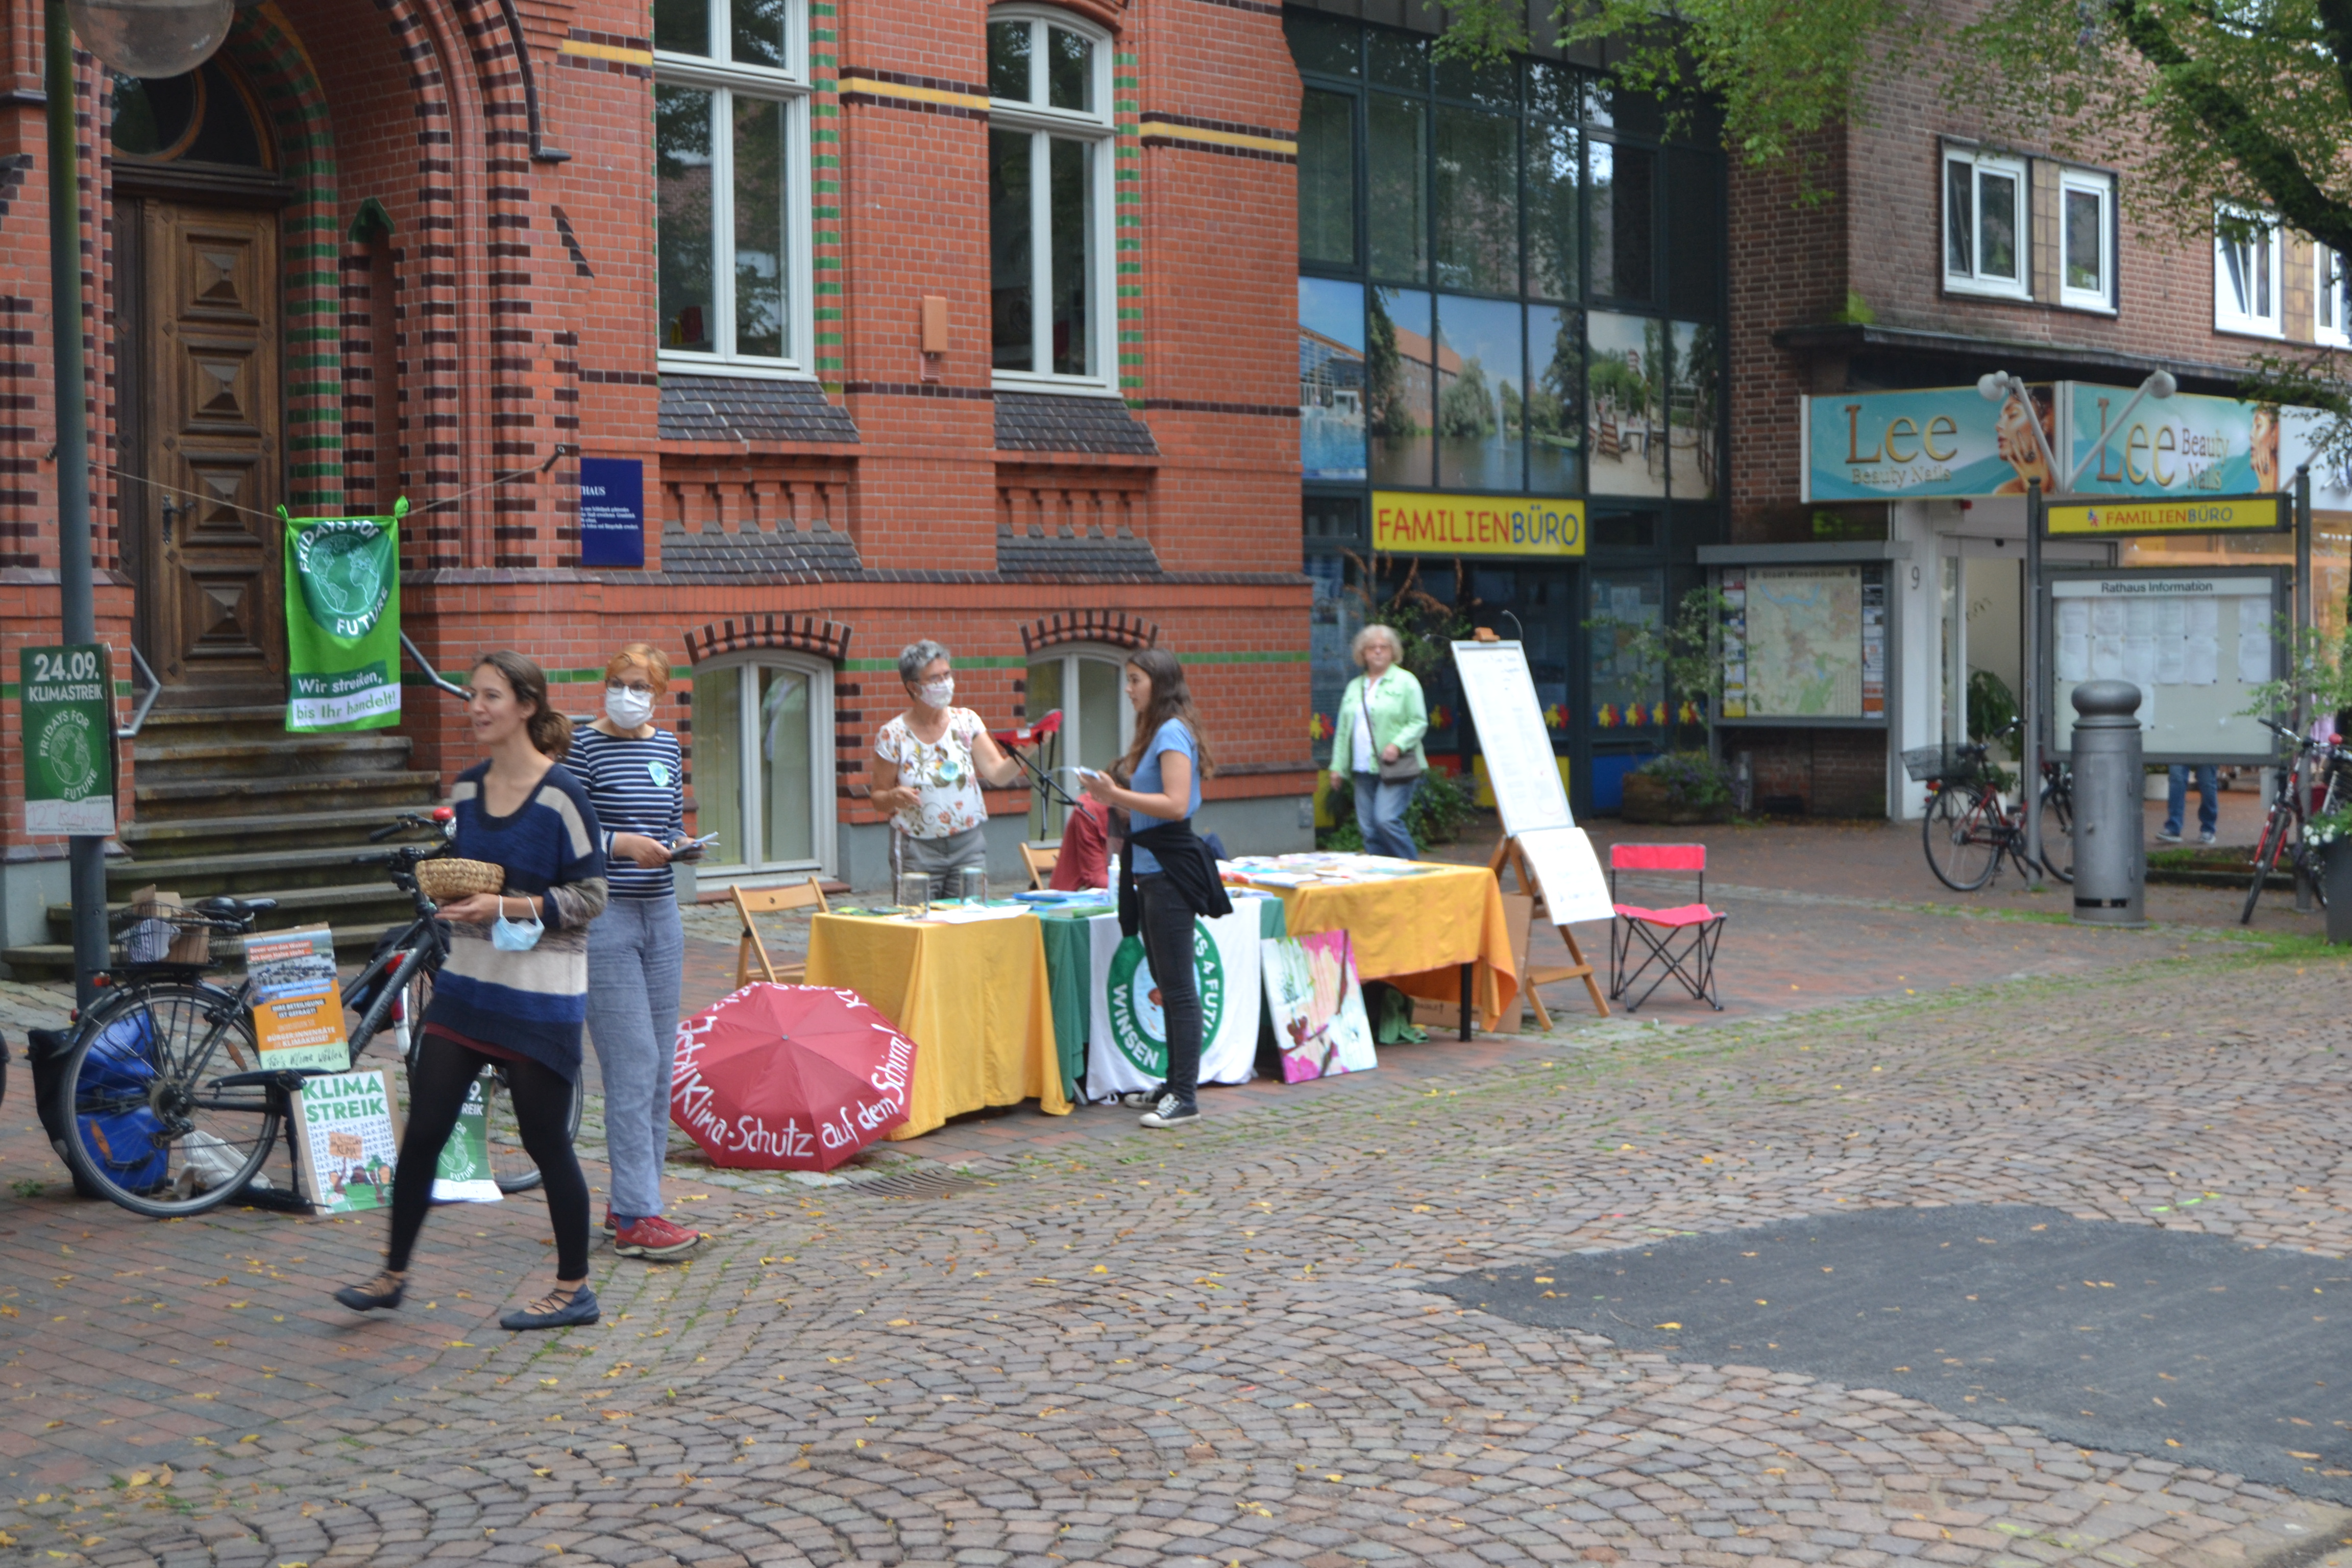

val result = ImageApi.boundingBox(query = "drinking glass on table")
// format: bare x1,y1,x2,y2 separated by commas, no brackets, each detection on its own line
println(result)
895,871,931,916
958,866,989,906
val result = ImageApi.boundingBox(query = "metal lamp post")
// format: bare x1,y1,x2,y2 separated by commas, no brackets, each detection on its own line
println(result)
46,0,231,1003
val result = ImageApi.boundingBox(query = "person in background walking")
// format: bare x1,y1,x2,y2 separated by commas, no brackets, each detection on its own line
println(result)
2159,762,2218,846
1328,624,1429,860
871,640,1026,899
1083,649,1229,1129
335,651,609,1329
572,643,706,1261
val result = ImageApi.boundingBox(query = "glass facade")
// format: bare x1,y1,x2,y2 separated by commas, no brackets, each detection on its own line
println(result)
1289,8,1729,813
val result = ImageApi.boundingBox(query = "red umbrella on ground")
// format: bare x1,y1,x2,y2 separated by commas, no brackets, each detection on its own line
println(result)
669,984,915,1171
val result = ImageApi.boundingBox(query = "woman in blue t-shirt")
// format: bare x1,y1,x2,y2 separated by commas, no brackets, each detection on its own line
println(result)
1081,648,1215,1128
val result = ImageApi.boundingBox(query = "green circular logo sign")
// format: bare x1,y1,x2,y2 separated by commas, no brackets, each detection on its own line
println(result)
1105,925,1224,1077
295,521,391,639
38,708,99,800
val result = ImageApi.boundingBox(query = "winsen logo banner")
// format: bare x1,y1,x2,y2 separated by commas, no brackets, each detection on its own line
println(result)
281,498,404,733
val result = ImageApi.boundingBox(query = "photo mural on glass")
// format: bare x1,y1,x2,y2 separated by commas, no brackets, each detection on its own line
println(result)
1434,296,1525,492
1301,276,1368,480
1526,304,1581,493
1671,319,1721,499
1586,310,1667,497
1369,286,1434,487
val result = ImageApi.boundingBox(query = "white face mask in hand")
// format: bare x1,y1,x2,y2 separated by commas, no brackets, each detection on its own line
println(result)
492,902,544,952
606,685,655,728
916,677,955,709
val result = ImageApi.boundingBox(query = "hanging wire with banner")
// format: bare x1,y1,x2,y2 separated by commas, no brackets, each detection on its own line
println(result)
279,497,406,733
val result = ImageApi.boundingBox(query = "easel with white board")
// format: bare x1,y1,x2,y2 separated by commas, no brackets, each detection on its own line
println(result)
1451,638,1611,1024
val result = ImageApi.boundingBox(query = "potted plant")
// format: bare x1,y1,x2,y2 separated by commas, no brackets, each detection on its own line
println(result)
2307,805,2352,944
1622,750,1732,824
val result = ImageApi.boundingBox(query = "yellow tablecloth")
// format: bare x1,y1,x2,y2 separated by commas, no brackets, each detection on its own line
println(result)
1243,863,1518,1032
805,911,1070,1139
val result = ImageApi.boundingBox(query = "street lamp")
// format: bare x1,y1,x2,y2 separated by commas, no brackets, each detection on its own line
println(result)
47,0,232,1003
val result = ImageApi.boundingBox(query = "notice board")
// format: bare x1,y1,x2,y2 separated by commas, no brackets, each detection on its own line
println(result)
1451,640,1574,838
2046,569,2285,765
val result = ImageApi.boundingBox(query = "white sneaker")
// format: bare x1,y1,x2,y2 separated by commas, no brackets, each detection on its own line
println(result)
2155,828,2182,844
2200,829,2217,845
1139,1093,1199,1129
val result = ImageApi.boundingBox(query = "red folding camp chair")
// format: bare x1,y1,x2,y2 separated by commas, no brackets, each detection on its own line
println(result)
1608,843,1727,1012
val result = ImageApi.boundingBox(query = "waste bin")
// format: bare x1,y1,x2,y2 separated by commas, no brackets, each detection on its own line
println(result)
2069,680,2144,927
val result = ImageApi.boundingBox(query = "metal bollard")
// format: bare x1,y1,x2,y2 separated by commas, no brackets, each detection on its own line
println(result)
2069,680,2145,927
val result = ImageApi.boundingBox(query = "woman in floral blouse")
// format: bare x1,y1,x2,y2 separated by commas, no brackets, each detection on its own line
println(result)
871,640,1024,898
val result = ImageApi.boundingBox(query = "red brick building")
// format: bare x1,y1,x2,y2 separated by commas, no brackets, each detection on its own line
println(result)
0,0,1318,962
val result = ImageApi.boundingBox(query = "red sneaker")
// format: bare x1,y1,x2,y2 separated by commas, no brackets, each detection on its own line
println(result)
613,1214,706,1259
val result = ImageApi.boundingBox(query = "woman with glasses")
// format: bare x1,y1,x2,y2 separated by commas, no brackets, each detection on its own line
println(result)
567,643,706,1261
870,640,1026,900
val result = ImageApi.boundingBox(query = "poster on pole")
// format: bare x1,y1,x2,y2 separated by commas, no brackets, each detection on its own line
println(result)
281,499,404,733
1450,640,1573,838
18,643,115,835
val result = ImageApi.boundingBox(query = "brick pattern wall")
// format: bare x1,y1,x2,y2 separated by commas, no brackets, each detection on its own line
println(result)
1726,726,1888,819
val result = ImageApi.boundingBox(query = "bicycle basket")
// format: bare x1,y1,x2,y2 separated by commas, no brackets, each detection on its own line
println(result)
1901,743,1986,785
109,902,220,968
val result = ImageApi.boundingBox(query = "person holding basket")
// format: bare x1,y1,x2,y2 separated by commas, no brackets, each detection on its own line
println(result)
334,650,610,1330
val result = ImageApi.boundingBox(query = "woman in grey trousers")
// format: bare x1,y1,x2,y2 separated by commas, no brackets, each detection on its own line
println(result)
570,642,705,1260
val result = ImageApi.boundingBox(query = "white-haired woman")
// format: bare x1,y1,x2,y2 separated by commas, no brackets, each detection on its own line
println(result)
871,640,1025,898
1328,625,1428,860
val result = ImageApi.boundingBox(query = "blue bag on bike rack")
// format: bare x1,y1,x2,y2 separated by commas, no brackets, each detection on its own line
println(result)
71,1010,169,1193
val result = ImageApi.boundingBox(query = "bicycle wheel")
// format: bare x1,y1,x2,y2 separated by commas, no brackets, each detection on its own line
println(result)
2038,779,2076,884
52,982,279,1218
1923,786,2001,891
484,1062,585,1195
2242,809,2286,924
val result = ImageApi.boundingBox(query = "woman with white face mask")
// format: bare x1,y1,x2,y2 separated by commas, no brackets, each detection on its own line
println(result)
568,643,705,1262
870,640,1024,899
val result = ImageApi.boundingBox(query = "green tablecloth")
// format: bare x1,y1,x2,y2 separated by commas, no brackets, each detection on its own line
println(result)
1036,895,1287,1101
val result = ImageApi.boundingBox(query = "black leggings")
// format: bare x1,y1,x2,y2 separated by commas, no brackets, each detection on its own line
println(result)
387,1034,590,1280
1135,874,1203,1104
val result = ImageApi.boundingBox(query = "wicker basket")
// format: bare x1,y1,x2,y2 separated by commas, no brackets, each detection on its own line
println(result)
414,857,505,902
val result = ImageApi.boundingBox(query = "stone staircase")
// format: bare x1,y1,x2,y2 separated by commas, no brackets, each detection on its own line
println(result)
2,705,443,978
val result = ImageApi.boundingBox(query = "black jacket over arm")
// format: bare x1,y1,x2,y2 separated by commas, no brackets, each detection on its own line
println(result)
1117,817,1234,937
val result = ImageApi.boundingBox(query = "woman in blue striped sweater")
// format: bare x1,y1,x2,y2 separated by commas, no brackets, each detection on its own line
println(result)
336,651,610,1330
571,643,705,1261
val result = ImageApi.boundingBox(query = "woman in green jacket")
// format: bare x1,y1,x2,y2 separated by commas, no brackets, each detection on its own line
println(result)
1329,624,1429,859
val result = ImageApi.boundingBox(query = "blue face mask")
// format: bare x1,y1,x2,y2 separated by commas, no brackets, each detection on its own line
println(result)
492,904,544,951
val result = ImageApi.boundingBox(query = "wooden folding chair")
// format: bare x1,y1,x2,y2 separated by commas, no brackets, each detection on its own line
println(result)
1018,841,1059,890
1607,843,1727,1012
732,875,829,988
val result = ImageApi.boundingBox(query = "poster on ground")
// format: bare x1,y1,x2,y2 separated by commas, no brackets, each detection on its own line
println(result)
432,1075,502,1203
248,927,351,1071
1085,907,1262,1099
1263,931,1376,1084
282,499,404,733
290,1068,401,1214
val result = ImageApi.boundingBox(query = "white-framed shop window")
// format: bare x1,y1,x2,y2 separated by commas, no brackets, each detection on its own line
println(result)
1025,644,1134,841
654,0,815,375
1943,144,2030,301
2215,207,2284,337
2058,167,2115,312
689,653,836,877
987,6,1117,394
2318,243,2351,348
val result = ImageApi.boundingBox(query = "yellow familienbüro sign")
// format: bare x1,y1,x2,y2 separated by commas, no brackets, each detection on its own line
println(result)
1372,492,1585,557
2044,495,2286,535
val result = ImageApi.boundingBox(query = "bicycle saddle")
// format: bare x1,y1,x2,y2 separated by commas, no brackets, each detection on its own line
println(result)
193,895,279,917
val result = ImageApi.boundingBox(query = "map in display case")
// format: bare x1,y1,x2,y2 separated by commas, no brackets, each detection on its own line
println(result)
1719,564,1885,722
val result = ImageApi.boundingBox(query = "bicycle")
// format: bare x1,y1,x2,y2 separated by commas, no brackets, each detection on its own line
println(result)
46,812,579,1216
2239,719,2345,924
1906,723,2075,891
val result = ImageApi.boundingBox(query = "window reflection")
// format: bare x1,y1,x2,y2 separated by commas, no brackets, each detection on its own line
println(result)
1369,286,1434,488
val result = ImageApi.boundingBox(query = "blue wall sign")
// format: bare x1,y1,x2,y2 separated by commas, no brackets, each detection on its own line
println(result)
579,456,645,568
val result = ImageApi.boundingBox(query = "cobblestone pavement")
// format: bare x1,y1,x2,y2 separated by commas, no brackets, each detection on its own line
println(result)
6,933,2352,1566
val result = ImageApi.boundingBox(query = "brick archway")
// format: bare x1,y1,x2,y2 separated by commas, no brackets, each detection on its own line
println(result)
685,615,854,665
1019,610,1159,655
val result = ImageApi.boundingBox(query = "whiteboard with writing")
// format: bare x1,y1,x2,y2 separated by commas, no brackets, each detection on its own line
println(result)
1515,826,1614,925
1451,640,1573,837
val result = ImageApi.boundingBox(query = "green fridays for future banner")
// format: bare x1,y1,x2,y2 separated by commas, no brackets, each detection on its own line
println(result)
281,499,403,732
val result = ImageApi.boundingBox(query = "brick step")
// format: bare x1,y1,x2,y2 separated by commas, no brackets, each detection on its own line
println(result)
104,842,428,897
130,730,415,785
120,806,440,861
3,922,389,982
43,880,424,948
129,704,308,748
134,770,441,821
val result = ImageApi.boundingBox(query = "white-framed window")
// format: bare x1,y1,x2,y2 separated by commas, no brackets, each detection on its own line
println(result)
988,7,1117,394
2318,243,2351,348
1024,645,1134,841
2215,207,2284,337
689,654,836,876
1943,144,2030,301
2058,168,2115,312
654,0,814,376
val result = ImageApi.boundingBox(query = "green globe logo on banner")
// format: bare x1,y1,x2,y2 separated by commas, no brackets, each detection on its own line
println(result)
1105,926,1225,1077
293,520,392,638
37,708,99,801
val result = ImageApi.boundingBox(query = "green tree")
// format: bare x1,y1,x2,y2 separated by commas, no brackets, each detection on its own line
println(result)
1439,358,1498,440
1365,287,1417,440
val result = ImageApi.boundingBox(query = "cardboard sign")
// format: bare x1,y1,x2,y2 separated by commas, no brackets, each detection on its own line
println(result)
290,1068,401,1214
19,643,115,835
247,927,351,1071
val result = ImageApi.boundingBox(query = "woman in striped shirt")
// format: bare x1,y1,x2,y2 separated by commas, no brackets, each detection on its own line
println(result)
336,651,610,1330
571,643,706,1261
